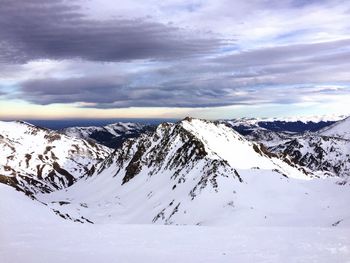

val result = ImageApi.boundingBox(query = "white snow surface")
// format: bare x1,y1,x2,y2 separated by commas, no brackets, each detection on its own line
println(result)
1,184,350,263
319,116,350,139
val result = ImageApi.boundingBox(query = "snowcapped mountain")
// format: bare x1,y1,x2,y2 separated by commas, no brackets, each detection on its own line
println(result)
35,118,324,225
0,121,111,196
61,122,155,148
1,117,349,227
318,117,350,140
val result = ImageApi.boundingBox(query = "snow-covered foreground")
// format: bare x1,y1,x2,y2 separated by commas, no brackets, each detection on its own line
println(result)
1,185,350,263
3,224,350,263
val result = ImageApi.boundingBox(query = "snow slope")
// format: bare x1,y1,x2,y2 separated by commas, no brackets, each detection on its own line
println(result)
319,117,350,139
2,181,350,263
37,167,350,226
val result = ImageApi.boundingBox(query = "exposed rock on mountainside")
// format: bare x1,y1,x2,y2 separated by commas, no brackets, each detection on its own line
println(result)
270,135,350,178
0,121,111,196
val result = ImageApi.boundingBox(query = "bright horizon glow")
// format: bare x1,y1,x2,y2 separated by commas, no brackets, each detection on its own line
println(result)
1,99,350,121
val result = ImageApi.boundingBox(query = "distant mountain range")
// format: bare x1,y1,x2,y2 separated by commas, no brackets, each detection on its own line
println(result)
57,115,343,149
61,122,155,148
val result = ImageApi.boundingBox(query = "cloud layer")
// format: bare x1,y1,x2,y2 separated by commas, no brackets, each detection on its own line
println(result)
0,0,220,63
0,0,350,116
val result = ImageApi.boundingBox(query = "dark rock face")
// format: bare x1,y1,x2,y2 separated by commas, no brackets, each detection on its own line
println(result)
123,142,148,184
51,162,76,187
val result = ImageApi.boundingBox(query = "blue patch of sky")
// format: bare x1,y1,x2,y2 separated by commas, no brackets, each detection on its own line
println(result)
219,45,240,53
0,83,20,95
273,29,314,44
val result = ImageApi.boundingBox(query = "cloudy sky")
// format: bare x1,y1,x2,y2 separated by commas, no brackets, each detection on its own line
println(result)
1,0,350,120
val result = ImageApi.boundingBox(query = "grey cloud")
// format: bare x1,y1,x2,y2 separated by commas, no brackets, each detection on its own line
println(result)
147,38,350,86
182,38,350,87
0,0,221,63
3,0,350,110
18,76,233,107
215,39,350,67
16,72,350,109
19,77,129,104
14,37,350,108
